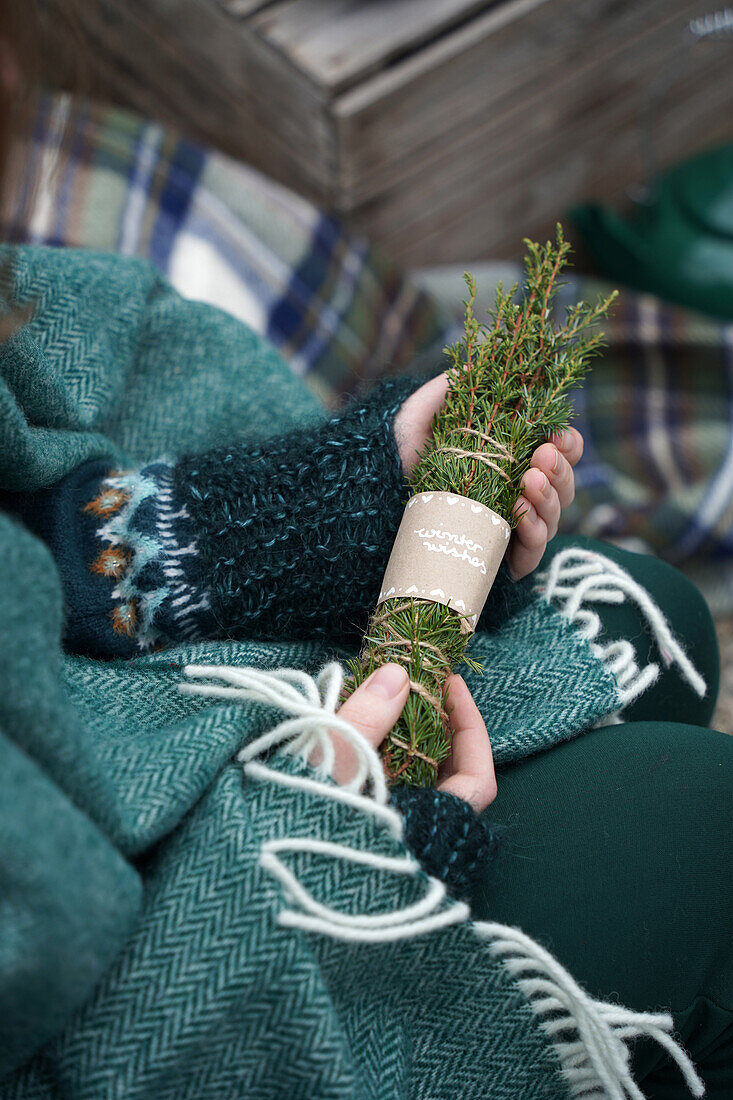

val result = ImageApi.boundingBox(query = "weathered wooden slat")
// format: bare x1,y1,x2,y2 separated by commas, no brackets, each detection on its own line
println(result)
353,56,733,252
250,0,492,93
334,0,708,201
214,0,277,17
345,46,733,262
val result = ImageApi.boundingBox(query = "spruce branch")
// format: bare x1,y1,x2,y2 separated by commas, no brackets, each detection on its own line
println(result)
345,226,617,786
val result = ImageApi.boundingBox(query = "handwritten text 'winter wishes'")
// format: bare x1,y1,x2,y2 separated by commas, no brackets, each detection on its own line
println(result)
412,528,488,574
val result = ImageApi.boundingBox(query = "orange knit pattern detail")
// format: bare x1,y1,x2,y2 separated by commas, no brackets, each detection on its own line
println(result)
83,486,129,517
111,601,138,637
90,545,130,579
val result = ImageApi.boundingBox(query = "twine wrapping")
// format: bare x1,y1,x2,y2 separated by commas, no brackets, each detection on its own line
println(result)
435,431,517,481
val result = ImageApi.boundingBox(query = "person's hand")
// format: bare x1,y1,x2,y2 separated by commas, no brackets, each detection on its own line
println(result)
322,664,496,812
393,371,584,580
507,428,582,580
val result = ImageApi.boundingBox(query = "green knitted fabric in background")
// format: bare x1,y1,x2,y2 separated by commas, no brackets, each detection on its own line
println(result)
0,245,695,1098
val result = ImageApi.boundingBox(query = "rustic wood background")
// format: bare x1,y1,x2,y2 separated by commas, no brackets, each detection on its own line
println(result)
41,0,733,264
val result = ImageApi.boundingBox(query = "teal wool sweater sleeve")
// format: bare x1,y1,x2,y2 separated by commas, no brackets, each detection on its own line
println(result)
5,374,531,657
3,376,425,655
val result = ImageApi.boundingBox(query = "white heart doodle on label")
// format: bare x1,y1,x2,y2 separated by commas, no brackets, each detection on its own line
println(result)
446,495,458,505
421,494,433,503
470,503,483,514
454,599,466,611
430,588,446,600
405,585,419,595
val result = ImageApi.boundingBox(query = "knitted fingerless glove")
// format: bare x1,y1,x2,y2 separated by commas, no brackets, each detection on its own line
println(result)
175,376,423,645
2,377,419,654
390,786,501,903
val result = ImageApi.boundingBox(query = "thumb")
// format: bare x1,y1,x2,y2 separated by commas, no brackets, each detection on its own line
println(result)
393,372,450,474
336,664,409,751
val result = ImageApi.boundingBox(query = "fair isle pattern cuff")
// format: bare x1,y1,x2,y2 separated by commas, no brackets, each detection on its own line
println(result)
85,460,215,650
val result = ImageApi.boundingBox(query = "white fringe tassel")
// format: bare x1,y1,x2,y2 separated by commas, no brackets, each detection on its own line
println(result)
179,661,705,1099
538,548,706,707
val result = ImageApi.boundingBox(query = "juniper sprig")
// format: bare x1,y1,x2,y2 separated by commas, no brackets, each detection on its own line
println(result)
345,226,616,787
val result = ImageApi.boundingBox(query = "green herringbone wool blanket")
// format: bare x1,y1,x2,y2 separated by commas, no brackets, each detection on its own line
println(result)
0,246,705,1099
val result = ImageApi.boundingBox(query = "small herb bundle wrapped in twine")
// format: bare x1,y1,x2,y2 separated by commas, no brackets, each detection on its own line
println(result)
344,227,616,786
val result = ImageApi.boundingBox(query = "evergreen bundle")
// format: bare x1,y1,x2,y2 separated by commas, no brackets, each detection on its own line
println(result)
346,228,616,786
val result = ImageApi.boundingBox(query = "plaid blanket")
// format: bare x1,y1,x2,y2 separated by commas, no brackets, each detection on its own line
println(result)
6,95,444,405
4,93,733,604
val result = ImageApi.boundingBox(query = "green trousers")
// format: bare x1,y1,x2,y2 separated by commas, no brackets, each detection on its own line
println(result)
476,536,732,1099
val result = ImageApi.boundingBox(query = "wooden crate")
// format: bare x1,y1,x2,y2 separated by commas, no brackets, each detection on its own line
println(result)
43,0,733,263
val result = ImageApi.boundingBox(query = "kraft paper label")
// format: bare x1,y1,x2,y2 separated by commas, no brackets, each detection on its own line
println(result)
377,492,511,631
